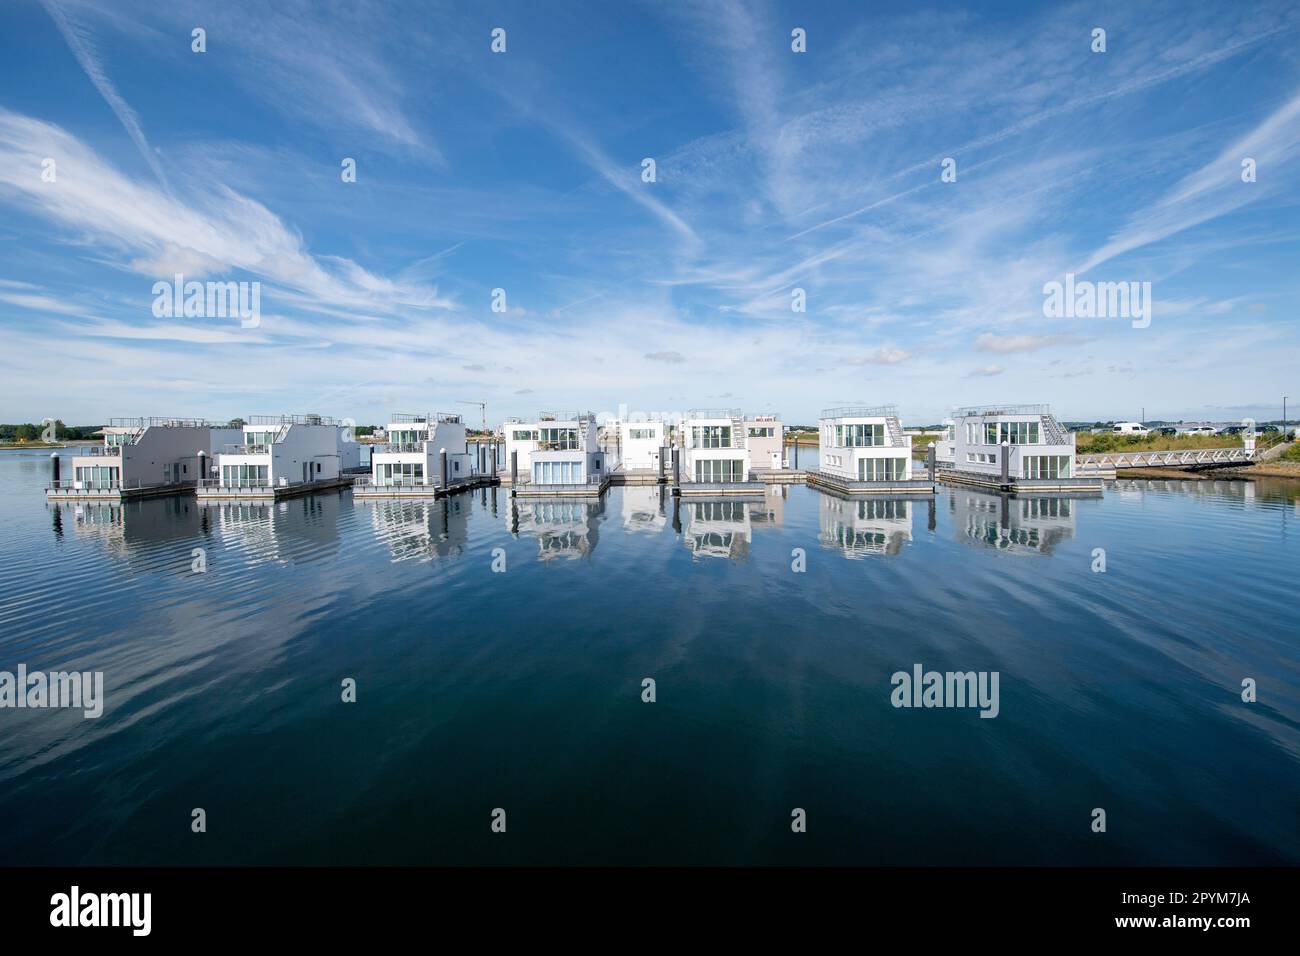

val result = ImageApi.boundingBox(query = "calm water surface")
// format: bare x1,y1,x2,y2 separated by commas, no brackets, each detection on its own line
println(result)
1,448,1297,865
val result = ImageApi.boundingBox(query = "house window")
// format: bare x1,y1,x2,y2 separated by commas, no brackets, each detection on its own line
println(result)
748,426,775,438
512,430,538,441
691,426,732,449
221,464,269,487
315,462,321,473
1022,455,1071,479
694,459,744,482
534,460,582,484
1000,421,1040,444
628,429,656,440
859,457,906,481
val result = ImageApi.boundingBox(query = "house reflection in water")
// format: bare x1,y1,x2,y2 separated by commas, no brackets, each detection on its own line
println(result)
200,493,343,565
361,496,471,563
50,495,202,557
621,484,668,534
816,491,916,558
511,496,605,562
951,489,1078,555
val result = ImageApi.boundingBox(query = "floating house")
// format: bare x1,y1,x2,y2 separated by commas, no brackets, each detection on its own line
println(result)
805,405,936,495
354,411,475,498
504,411,608,496
48,418,241,500
744,414,785,471
936,404,1102,493
198,414,362,500
617,418,667,474
675,408,763,496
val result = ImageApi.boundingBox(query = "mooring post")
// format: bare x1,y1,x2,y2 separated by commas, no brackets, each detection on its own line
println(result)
510,449,517,486
793,439,798,470
50,452,60,487
927,442,935,482
197,450,207,488
672,446,681,494
1000,441,1010,486
440,448,448,490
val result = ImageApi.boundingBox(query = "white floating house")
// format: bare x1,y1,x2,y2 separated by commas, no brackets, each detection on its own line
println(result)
504,410,607,495
744,414,785,471
200,414,361,499
49,417,241,500
617,418,666,473
676,408,761,495
360,412,474,495
939,404,1101,492
807,405,935,495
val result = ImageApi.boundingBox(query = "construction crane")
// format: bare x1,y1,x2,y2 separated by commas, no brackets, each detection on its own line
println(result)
457,400,487,433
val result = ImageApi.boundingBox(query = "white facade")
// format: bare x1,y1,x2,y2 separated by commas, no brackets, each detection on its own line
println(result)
618,419,665,471
503,411,606,487
370,412,473,488
68,418,240,491
679,408,751,484
213,415,357,489
745,414,785,470
948,404,1077,482
817,405,913,482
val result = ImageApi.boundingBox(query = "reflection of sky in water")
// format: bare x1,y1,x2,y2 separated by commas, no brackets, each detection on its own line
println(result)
2,450,1297,866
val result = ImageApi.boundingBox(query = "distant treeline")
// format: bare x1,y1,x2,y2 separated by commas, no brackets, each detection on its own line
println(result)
1,422,100,442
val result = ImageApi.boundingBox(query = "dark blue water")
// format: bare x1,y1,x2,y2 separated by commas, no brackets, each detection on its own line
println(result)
2,448,1297,865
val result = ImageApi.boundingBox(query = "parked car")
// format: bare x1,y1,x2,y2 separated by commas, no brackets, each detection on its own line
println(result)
1258,424,1280,434
1156,426,1178,436
1112,422,1150,436
1182,426,1217,436
1220,425,1246,435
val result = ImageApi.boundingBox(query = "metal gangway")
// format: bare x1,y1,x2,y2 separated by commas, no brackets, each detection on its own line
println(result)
1077,446,1256,474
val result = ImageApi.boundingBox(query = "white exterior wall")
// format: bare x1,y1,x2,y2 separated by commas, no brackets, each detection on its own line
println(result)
371,418,470,486
681,416,750,482
619,420,665,470
952,412,1075,479
504,417,602,484
818,416,911,481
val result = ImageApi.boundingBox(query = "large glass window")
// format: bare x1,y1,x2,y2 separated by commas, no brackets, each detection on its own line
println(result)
691,426,732,449
858,456,906,480
512,430,538,441
1021,456,1071,479
1000,421,1040,444
75,465,120,487
628,428,657,440
540,428,578,450
839,423,885,447
694,459,744,482
534,460,582,484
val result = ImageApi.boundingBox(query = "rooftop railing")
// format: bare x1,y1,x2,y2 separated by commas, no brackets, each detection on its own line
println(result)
372,442,427,454
537,410,594,423
107,417,216,429
955,404,1052,418
246,414,339,426
391,412,462,424
686,407,742,420
821,404,898,420
223,443,274,455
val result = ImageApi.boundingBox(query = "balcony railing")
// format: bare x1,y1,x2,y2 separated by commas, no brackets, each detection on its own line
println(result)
687,407,741,420
821,404,898,420
78,445,122,456
222,443,274,455
198,478,272,489
535,440,581,451
352,476,438,489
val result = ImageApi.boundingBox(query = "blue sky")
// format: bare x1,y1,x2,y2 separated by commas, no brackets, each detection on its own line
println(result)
1,0,1298,426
